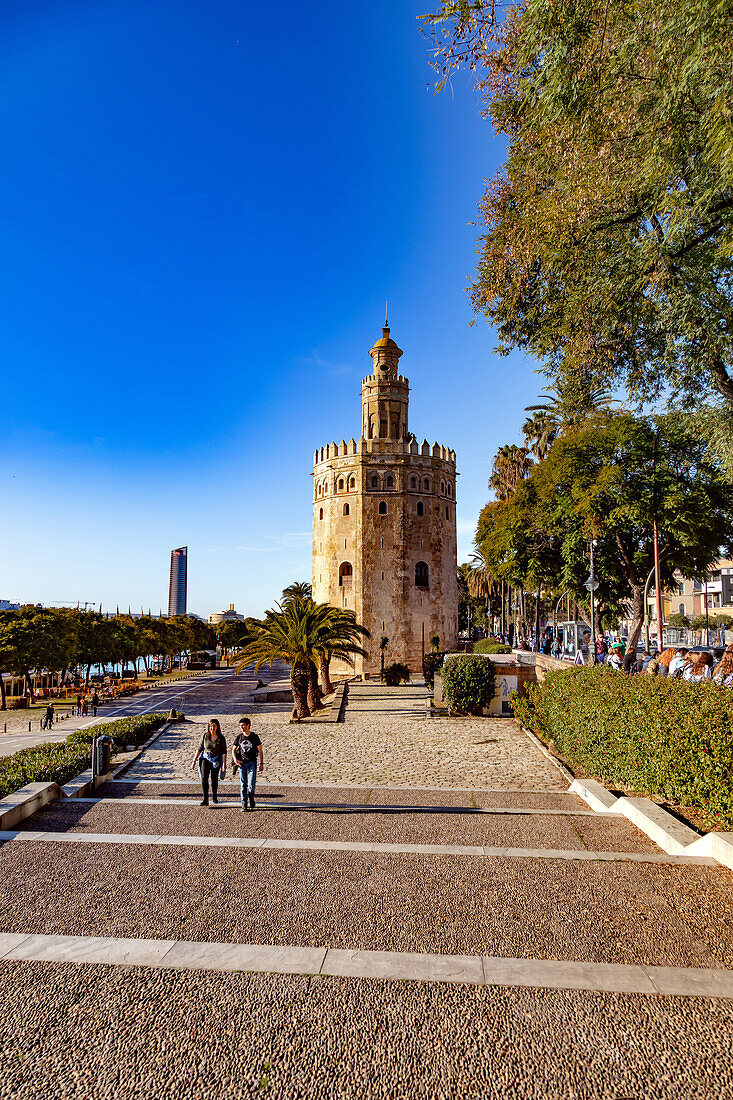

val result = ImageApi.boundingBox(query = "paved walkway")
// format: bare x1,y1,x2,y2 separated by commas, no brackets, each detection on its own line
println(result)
1,679,732,1098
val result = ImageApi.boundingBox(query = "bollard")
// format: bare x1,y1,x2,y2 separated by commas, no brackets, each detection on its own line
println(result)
29,721,31,731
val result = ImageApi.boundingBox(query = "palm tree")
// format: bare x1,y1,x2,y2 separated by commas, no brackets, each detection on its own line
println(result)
281,581,313,605
467,549,499,630
489,444,533,500
525,380,615,436
522,410,557,461
314,607,371,696
235,599,368,718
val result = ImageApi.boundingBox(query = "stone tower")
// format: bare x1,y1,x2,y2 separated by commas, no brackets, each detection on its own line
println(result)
312,323,458,677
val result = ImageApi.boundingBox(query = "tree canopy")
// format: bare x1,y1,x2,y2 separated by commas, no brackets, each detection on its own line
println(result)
423,0,733,406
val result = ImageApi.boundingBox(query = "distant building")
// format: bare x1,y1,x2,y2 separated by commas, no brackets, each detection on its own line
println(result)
0,600,20,612
209,604,244,625
168,547,188,616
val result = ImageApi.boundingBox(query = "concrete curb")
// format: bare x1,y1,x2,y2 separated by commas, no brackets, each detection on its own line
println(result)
0,782,60,830
569,778,733,872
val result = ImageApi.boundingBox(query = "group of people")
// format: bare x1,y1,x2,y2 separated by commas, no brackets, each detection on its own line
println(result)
605,643,733,684
191,716,264,810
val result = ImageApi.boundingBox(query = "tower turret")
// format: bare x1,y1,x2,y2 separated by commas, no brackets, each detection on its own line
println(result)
362,324,409,441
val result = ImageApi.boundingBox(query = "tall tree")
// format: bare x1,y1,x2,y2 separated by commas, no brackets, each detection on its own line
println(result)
489,443,532,500
477,412,733,652
423,0,733,407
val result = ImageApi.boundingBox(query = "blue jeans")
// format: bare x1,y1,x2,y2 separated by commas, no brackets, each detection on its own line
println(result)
239,761,257,803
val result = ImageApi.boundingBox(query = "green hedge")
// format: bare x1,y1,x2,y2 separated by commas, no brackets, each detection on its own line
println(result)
442,655,496,715
513,669,733,828
0,713,167,800
472,640,512,655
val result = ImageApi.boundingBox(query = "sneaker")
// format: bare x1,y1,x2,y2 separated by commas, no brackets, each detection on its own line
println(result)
241,802,249,812
212,797,218,804
200,800,209,806
249,795,256,809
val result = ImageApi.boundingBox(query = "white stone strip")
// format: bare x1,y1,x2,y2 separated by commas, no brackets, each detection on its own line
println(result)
0,830,716,865
69,796,608,817
106,779,570,794
568,778,619,813
0,932,731,997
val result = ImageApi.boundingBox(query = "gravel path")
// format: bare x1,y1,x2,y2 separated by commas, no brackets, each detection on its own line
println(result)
17,800,660,852
1,841,730,967
0,960,731,1100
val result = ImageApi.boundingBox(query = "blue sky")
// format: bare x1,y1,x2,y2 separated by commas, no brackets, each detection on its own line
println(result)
1,0,542,616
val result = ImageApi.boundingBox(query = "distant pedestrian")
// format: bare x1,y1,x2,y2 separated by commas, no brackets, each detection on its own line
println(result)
684,652,714,682
42,703,54,730
713,646,733,684
191,719,227,806
669,648,689,678
91,691,100,716
233,716,263,811
81,697,89,716
623,649,636,674
75,694,82,717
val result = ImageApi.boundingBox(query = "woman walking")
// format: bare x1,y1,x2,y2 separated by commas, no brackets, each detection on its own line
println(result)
191,719,227,806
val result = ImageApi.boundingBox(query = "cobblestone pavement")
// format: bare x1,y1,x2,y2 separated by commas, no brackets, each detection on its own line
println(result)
123,682,567,790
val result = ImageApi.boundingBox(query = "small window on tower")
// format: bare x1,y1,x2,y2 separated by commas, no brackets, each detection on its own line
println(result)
319,508,323,520
380,420,387,436
370,476,379,489
378,501,387,515
349,477,356,489
417,501,424,516
338,478,344,491
343,503,350,516
339,562,353,587
386,475,394,489
415,561,429,588
410,477,417,490
424,478,430,491
445,506,449,519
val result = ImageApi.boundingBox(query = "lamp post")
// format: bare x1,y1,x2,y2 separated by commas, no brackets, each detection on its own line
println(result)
513,598,520,649
585,541,600,665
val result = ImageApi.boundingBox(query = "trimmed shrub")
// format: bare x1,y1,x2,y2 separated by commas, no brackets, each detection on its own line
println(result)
0,713,167,800
383,662,411,686
422,651,445,690
513,668,733,828
442,655,496,715
473,639,512,655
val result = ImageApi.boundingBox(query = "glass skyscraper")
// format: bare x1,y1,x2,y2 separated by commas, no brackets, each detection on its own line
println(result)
168,546,187,616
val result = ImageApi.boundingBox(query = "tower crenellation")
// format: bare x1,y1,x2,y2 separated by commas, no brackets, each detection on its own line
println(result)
312,323,458,676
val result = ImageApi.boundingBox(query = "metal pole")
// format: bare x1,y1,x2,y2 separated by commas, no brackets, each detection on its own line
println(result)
643,566,655,652
590,542,597,665
705,578,710,646
653,513,664,651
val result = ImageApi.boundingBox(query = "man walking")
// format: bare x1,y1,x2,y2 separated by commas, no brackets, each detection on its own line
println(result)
233,716,263,812
91,691,100,717
42,702,54,730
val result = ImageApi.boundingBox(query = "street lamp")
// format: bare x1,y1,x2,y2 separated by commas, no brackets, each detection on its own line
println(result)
585,541,600,665
512,598,520,649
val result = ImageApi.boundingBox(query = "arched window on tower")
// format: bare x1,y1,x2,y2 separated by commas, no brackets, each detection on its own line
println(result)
410,477,417,490
447,483,452,497
380,419,387,436
343,502,350,516
378,501,387,515
424,478,431,492
319,508,324,520
339,562,353,587
338,478,344,492
416,501,424,516
441,479,446,495
415,561,429,588
370,475,379,490
349,477,356,490
386,475,394,489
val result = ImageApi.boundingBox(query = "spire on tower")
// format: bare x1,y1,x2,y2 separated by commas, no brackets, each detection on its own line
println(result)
384,300,388,328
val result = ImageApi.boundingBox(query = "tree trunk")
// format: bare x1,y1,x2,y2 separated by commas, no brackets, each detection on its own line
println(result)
320,656,334,695
85,663,92,689
0,669,6,710
307,660,325,712
625,585,645,657
24,670,34,702
291,661,311,719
